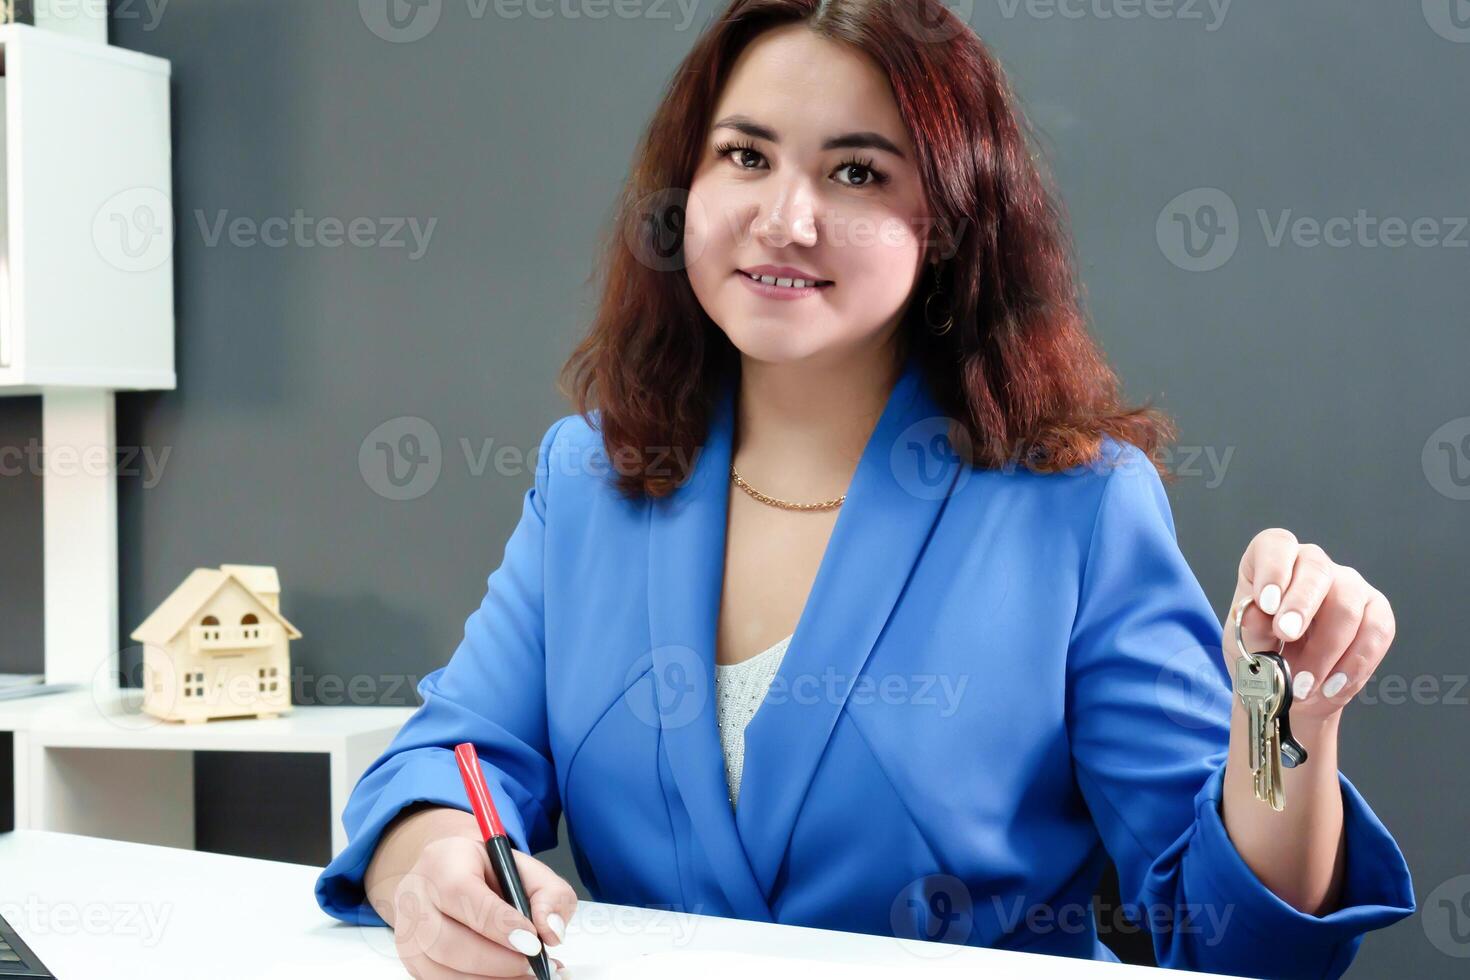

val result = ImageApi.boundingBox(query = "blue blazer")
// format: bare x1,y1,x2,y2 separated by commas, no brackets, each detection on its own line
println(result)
316,352,1414,977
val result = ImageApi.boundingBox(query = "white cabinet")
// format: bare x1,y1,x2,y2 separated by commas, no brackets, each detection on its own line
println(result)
0,24,175,686
0,688,414,857
0,23,174,394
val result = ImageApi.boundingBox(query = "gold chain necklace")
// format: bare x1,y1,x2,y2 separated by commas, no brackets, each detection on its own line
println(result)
730,463,845,512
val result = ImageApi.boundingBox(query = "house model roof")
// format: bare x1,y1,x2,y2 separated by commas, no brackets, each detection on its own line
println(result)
219,563,280,597
130,564,303,647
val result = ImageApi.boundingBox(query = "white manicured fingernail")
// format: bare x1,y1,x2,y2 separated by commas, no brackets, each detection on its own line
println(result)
1278,610,1303,640
547,912,567,942
508,928,543,955
1259,584,1281,614
1322,672,1349,698
1292,670,1315,700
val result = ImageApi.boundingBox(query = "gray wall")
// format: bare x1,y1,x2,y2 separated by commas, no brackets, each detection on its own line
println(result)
1,1,1465,974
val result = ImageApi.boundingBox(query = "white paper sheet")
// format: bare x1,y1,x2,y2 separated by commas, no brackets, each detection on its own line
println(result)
565,949,976,979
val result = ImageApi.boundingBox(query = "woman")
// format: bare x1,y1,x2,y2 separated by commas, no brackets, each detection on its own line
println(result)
316,2,1414,977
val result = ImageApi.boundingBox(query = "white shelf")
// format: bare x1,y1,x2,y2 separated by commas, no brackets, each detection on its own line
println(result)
0,685,415,745
1,686,415,856
0,23,175,393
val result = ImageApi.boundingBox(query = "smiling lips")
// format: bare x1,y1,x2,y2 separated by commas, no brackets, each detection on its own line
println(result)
736,265,833,300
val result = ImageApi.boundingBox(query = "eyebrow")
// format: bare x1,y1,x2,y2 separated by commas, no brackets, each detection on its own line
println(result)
711,114,907,159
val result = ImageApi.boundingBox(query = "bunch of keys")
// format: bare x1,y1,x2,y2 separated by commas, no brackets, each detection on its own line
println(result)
1231,595,1309,810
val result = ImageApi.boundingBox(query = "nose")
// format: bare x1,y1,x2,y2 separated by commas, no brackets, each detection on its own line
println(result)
751,185,818,249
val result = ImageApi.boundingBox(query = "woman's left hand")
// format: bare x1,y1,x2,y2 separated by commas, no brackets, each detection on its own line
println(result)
1225,528,1397,724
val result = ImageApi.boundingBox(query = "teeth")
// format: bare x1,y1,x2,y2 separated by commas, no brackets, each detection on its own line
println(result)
745,271,824,288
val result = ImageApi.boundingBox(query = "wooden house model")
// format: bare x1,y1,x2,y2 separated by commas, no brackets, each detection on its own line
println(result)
129,564,302,723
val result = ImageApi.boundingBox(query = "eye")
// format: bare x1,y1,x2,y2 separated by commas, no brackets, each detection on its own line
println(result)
833,155,890,188
714,139,767,171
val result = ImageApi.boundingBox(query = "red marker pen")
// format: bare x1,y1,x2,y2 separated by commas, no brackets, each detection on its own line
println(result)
454,741,555,980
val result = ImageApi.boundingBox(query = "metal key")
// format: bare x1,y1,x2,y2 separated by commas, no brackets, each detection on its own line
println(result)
1231,596,1308,810
1262,662,1286,810
1251,650,1309,770
1234,649,1285,808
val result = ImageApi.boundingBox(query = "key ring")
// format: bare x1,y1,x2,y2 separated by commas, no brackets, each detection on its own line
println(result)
1234,594,1285,668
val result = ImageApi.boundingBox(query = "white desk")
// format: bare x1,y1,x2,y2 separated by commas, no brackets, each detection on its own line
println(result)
0,686,413,855
0,830,1229,979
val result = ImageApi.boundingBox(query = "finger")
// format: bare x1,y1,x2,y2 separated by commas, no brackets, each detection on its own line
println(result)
1273,543,1336,644
389,873,452,962
432,866,546,962
390,880,496,980
405,903,542,978
400,946,522,980
1289,566,1370,704
1317,590,1396,706
515,850,579,947
1239,527,1298,618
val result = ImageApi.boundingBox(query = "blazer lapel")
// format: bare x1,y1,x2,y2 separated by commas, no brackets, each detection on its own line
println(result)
645,351,965,913
735,353,964,899
645,373,770,920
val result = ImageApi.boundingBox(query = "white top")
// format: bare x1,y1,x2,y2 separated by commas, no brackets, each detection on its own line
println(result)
715,633,793,807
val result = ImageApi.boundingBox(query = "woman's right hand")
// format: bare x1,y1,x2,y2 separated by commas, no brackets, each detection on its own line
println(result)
368,809,576,978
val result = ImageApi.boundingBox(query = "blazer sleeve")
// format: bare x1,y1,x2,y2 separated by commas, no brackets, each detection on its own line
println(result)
314,413,574,927
1064,443,1415,979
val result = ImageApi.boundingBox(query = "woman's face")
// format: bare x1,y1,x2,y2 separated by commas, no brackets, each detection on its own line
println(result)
683,24,933,367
